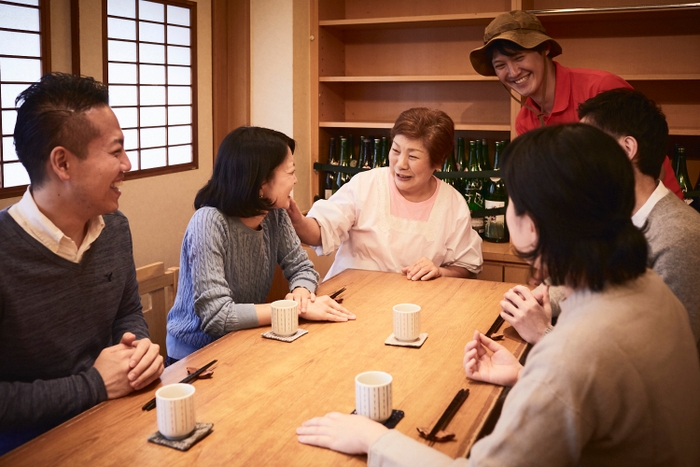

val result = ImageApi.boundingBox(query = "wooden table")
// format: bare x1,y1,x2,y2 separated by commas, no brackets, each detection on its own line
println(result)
2,270,526,466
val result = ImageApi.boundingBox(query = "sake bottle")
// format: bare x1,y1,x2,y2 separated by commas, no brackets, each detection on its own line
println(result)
674,145,692,199
336,137,352,189
464,140,485,236
324,137,339,199
484,141,508,243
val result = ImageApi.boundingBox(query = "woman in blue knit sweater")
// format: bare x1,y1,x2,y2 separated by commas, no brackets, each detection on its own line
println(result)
166,127,355,363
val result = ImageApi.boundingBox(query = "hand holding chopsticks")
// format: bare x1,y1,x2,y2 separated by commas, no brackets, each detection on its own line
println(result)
141,359,218,411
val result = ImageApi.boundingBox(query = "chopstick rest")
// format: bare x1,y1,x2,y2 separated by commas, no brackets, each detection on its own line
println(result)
384,333,428,348
148,422,214,451
261,328,308,342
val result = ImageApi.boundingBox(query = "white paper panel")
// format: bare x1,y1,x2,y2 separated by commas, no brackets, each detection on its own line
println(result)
0,57,41,82
113,107,138,129
167,66,190,85
141,147,167,169
0,30,41,57
6,0,39,6
2,136,17,161
167,25,189,46
109,85,138,106
108,40,137,63
0,4,39,32
140,126,166,148
167,5,190,26
3,162,30,187
140,106,166,127
168,125,191,145
167,86,190,105
167,106,191,125
107,18,136,40
108,0,135,18
140,43,165,64
139,0,164,22
139,21,164,43
1,84,30,109
2,110,17,136
140,85,165,105
122,128,139,150
109,63,138,84
167,46,190,66
140,64,165,85
169,144,192,164
126,150,139,170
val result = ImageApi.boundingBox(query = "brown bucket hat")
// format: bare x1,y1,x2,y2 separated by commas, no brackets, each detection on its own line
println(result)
470,10,562,76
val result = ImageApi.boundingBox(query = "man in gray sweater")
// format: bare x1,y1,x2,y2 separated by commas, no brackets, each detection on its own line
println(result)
500,88,700,352
0,73,164,454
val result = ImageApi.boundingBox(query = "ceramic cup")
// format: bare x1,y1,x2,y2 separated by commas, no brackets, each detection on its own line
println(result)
393,303,421,341
355,371,393,422
156,383,196,440
271,299,299,337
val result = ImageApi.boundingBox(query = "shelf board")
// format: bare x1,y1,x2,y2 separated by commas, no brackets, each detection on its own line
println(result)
319,75,500,83
318,5,700,30
669,128,700,136
319,12,497,29
623,74,700,81
319,122,510,132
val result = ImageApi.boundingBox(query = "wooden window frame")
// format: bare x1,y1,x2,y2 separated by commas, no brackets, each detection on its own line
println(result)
102,0,198,181
0,0,51,199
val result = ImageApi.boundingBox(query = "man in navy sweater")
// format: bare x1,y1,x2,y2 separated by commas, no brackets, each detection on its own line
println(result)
0,73,164,454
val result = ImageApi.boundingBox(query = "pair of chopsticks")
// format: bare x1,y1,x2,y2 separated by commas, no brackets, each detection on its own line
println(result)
141,359,218,411
426,388,470,446
329,286,346,299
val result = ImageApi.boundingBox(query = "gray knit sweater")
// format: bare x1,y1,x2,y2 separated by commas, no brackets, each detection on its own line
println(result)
0,209,148,452
166,207,319,359
645,191,700,349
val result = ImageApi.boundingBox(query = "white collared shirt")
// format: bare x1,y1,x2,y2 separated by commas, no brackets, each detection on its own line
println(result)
632,180,670,228
8,187,105,263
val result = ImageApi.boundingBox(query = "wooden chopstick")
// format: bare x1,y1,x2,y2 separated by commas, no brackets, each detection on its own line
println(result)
329,286,346,299
141,359,218,411
485,314,504,338
426,388,470,444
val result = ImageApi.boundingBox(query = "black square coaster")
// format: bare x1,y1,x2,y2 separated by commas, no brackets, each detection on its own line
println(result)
350,409,404,429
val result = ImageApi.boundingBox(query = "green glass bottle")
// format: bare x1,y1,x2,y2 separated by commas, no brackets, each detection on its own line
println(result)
455,137,466,192
336,137,352,189
464,140,484,236
348,134,358,169
375,138,386,167
484,141,509,243
674,145,692,198
441,147,458,190
324,137,340,199
361,137,372,169
479,138,492,171
381,136,389,166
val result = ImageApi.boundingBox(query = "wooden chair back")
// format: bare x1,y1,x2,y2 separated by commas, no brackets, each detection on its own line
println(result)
136,262,179,358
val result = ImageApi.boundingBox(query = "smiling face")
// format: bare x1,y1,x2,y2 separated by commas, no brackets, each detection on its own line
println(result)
389,134,440,202
261,147,297,209
68,105,130,217
492,48,547,99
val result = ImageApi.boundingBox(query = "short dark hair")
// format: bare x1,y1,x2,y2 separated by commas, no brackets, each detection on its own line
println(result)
577,88,668,179
14,72,110,187
390,108,454,167
486,40,549,66
502,123,647,291
194,126,296,217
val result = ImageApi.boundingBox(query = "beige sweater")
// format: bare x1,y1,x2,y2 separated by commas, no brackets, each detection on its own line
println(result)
368,270,700,467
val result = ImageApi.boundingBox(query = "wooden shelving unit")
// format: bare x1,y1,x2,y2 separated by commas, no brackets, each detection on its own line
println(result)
310,0,700,281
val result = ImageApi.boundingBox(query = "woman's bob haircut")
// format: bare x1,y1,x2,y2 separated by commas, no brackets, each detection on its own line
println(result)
501,123,647,291
195,126,296,218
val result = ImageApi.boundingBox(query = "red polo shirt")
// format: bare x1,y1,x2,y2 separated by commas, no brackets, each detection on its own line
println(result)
516,62,683,199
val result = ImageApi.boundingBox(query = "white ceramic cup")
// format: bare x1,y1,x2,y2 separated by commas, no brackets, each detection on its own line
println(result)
156,383,196,440
355,371,393,422
393,303,421,341
271,299,299,337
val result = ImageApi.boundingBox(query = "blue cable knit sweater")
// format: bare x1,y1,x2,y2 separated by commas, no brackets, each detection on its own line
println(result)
166,207,319,359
